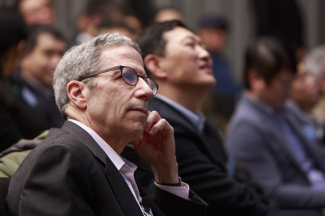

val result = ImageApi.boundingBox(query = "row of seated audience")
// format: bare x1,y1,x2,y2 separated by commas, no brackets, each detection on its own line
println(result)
226,38,325,216
2,1,325,216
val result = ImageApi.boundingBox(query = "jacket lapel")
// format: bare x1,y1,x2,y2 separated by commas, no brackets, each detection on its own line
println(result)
138,186,165,216
61,121,144,216
149,97,223,165
104,157,144,216
285,112,325,172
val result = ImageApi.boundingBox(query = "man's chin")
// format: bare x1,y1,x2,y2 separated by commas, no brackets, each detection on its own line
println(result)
127,122,146,138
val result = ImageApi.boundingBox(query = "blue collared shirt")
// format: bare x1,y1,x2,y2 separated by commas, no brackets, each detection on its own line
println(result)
154,94,236,176
154,94,206,133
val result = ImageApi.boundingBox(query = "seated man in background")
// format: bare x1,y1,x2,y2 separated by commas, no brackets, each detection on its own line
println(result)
197,14,241,96
287,60,324,144
227,37,325,215
11,25,66,139
15,0,55,26
7,33,208,216
138,20,268,216
308,46,325,138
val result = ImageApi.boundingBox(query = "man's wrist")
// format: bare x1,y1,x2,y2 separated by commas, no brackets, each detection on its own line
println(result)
152,160,179,184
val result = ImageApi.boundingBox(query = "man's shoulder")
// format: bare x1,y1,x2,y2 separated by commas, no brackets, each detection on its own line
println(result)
229,96,267,128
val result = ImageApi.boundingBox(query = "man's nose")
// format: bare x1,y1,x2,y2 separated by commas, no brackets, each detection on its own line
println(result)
135,77,154,101
197,45,211,61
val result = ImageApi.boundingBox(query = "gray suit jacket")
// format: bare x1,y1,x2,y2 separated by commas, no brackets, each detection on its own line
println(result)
226,94,325,209
6,121,208,216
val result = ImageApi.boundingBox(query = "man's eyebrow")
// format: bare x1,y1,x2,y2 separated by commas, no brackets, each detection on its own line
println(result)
180,36,196,43
181,35,204,46
136,69,147,77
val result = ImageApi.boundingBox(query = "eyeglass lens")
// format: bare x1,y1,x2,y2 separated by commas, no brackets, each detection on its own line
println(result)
122,67,157,94
122,67,138,86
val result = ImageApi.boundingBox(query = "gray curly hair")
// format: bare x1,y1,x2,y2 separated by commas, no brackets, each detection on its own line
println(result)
53,33,141,119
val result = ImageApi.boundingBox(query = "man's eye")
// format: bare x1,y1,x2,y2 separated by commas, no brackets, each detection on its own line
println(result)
185,42,195,48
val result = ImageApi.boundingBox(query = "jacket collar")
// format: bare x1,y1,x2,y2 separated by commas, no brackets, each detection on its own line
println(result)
61,121,145,216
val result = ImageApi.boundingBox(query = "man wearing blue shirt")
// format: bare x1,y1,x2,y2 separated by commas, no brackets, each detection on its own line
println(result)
138,20,268,216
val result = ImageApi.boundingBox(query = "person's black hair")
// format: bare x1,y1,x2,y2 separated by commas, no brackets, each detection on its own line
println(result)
137,20,187,76
25,25,67,54
0,8,27,56
137,20,187,59
243,37,296,89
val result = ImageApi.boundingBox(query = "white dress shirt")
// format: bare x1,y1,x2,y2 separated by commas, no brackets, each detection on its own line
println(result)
68,119,189,215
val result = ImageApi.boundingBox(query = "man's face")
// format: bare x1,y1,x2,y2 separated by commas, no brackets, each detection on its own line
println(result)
290,63,320,110
197,28,227,53
160,27,216,91
21,33,67,87
19,0,54,26
86,45,154,141
257,69,294,110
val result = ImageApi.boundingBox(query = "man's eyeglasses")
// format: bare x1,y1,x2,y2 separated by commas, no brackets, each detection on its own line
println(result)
79,65,158,95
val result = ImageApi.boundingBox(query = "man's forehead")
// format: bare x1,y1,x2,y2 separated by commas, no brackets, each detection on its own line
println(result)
100,45,145,74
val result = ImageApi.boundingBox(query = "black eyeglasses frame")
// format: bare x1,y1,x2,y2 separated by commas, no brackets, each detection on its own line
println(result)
78,65,158,95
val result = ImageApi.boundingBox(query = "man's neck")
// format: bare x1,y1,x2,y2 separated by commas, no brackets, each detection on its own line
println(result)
157,84,205,112
67,110,128,155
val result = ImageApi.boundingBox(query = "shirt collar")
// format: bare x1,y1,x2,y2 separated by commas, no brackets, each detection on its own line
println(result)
154,94,206,132
24,75,53,99
68,119,126,171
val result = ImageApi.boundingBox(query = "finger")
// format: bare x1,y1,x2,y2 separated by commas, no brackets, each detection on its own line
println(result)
145,110,161,133
148,118,173,135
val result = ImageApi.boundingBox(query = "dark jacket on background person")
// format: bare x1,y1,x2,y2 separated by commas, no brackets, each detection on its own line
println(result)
10,71,64,135
0,79,22,151
149,96,269,216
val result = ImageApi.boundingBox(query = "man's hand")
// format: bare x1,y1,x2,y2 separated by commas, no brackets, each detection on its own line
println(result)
132,111,179,184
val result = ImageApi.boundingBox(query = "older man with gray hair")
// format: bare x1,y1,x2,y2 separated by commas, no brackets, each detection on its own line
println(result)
6,33,208,216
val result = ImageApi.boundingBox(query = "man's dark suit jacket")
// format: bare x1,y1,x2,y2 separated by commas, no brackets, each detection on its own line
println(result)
149,97,268,216
6,121,207,216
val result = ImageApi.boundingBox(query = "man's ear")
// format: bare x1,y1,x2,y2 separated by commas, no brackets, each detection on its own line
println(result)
249,70,265,90
66,81,88,110
144,54,167,79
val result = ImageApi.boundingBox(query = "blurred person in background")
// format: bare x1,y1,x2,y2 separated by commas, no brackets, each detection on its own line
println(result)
98,20,139,42
308,47,325,128
10,25,67,139
197,15,242,132
74,1,126,45
197,15,241,96
154,7,183,23
138,20,269,216
0,9,27,151
123,15,143,39
287,61,324,145
227,37,325,216
15,0,55,26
